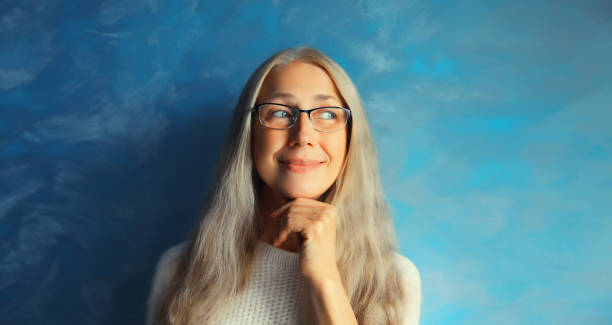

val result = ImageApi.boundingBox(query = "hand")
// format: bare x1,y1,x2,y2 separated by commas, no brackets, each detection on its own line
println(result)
270,198,358,324
270,197,341,283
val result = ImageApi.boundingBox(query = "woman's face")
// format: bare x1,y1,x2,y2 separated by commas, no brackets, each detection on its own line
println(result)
252,61,348,200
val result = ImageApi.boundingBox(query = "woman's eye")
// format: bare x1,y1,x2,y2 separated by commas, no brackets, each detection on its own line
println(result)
270,110,291,119
316,110,337,120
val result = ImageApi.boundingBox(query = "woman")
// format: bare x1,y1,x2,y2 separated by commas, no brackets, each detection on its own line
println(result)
147,47,421,324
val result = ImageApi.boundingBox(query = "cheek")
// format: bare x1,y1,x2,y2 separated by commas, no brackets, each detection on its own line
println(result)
252,134,268,168
327,133,348,170
252,129,285,168
338,129,349,158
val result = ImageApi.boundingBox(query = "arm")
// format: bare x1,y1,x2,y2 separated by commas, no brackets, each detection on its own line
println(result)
307,254,421,325
308,272,358,325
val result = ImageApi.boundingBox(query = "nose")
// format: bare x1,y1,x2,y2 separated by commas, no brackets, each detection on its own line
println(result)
288,112,315,147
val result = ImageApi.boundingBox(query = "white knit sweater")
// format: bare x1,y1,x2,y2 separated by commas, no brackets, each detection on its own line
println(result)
146,240,421,324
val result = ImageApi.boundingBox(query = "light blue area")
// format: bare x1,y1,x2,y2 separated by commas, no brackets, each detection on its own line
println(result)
424,304,473,325
366,23,379,34
453,117,517,133
403,44,414,54
389,197,413,218
409,58,426,73
400,150,430,180
433,58,453,77
586,143,606,159
465,160,532,188
1,0,611,324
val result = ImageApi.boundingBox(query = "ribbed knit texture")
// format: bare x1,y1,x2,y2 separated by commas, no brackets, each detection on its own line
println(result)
146,240,421,325
215,240,307,324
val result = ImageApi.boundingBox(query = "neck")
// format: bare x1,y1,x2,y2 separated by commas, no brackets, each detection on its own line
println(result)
257,184,302,253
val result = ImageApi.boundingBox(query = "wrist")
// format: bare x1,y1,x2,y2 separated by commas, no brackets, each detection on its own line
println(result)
307,271,344,293
307,272,358,325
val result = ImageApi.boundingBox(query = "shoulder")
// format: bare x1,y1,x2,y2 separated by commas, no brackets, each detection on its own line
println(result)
158,241,188,270
394,253,422,325
394,253,421,292
146,241,188,325
153,241,188,289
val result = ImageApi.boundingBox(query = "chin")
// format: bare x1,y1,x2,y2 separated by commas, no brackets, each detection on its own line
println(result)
277,183,325,200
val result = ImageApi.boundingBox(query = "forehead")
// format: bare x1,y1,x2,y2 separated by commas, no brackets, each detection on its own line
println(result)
257,61,343,104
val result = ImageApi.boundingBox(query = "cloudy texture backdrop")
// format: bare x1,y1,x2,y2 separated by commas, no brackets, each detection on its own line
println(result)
1,0,611,324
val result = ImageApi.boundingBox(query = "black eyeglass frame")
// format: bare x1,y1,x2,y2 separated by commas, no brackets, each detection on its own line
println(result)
251,102,352,133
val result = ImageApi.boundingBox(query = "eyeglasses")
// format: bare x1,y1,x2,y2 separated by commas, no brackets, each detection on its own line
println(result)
251,103,351,133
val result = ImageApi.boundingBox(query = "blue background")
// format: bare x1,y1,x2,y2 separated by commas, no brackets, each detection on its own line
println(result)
1,1,611,324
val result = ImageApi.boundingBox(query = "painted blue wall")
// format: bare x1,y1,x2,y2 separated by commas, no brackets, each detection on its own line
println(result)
1,1,611,324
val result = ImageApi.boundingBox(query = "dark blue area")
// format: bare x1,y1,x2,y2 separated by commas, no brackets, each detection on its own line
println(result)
0,1,241,324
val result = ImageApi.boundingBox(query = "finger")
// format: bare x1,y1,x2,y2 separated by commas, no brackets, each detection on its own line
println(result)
274,216,310,246
273,214,288,246
275,218,294,246
270,199,324,219
269,200,294,219
293,197,326,206
283,206,324,218
273,205,331,246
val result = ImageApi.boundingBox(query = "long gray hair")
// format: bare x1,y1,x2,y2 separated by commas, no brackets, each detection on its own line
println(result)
153,46,406,324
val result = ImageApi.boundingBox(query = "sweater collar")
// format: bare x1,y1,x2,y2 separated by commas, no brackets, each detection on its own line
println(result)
255,240,301,271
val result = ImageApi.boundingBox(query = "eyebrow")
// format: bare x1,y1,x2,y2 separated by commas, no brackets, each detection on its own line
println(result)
266,92,341,103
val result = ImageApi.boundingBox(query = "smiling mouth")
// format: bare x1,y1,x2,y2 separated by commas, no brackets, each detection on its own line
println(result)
278,159,324,173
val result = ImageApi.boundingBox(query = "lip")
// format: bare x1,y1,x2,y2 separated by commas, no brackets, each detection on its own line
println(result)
278,158,324,173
